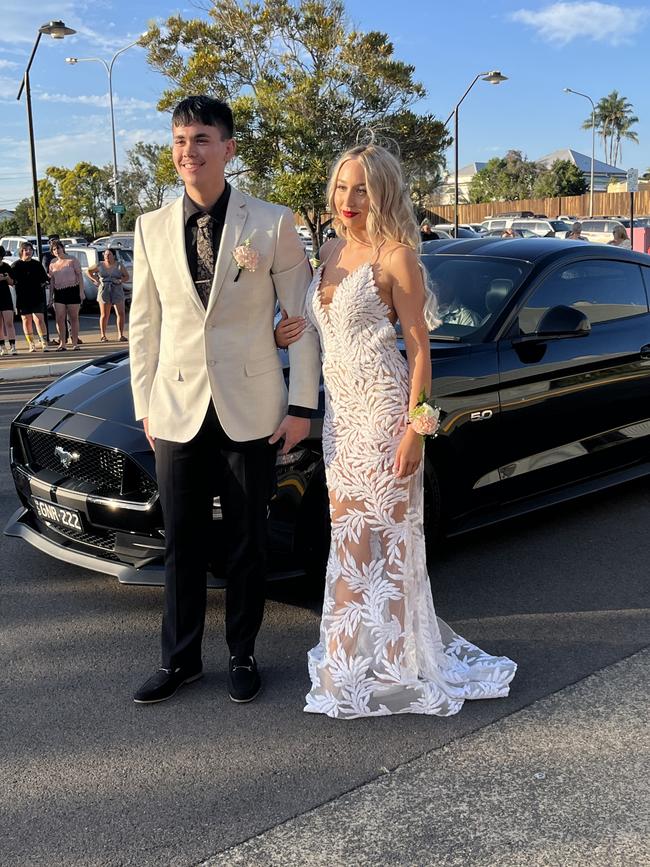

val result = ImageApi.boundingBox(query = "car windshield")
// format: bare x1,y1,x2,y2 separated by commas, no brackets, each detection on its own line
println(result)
550,221,572,232
420,254,531,341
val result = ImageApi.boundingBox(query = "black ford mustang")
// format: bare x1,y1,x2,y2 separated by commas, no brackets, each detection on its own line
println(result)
6,238,650,586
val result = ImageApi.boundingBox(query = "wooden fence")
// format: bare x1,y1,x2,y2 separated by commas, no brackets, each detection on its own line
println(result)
430,191,650,223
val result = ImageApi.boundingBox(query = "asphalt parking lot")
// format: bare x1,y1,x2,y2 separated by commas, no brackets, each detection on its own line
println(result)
1,377,649,866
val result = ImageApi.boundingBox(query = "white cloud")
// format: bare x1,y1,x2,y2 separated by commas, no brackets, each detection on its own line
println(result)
0,59,18,69
0,0,145,54
511,2,648,45
35,91,153,112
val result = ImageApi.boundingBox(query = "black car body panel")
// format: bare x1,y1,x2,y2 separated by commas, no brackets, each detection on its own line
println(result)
6,239,650,584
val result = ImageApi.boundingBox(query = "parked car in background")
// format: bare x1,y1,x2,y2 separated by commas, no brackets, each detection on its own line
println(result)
433,224,480,238
511,218,572,238
65,245,133,306
7,238,650,587
480,217,512,233
579,219,627,243
482,227,539,238
422,228,453,240
92,233,135,250
619,217,650,230
59,236,88,247
0,235,51,264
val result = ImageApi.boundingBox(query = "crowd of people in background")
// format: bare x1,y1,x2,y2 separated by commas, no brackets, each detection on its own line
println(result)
0,239,130,355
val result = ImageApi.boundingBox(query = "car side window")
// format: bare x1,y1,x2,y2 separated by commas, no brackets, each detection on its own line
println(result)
519,260,648,333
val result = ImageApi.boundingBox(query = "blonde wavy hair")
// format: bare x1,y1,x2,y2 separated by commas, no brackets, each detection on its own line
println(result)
327,144,420,251
327,144,440,329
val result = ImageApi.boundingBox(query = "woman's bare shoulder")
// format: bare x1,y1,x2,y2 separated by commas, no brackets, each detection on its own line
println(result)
379,242,419,273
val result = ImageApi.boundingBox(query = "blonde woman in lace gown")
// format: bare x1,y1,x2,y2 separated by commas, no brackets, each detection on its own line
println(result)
277,145,516,719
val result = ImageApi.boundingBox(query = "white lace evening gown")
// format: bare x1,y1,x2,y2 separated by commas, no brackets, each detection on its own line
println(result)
304,262,517,719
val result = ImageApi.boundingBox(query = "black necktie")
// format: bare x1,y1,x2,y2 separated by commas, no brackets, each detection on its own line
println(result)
195,214,215,308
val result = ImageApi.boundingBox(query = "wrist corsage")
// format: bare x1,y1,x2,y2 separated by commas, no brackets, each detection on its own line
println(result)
233,239,260,282
408,390,441,438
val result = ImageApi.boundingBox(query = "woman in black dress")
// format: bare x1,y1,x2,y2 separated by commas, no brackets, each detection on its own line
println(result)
0,245,17,355
11,241,50,352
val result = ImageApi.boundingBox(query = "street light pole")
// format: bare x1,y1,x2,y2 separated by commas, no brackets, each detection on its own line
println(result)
446,71,507,237
17,21,76,261
66,38,142,232
564,87,595,218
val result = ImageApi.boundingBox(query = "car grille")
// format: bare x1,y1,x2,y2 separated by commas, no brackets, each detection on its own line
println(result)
20,428,156,500
46,521,117,552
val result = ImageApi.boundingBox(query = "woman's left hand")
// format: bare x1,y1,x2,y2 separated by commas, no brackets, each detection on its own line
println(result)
275,309,306,348
393,426,424,478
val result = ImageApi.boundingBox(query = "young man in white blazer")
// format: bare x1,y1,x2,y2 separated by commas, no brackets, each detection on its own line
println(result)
129,96,320,704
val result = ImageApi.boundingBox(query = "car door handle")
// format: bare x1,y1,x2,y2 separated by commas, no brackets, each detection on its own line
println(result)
641,345,650,359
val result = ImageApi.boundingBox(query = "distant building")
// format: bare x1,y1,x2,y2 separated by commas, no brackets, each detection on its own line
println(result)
536,148,626,191
0,209,15,223
436,162,486,205
437,149,627,205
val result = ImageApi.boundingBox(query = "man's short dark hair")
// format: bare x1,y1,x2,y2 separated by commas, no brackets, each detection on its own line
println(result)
172,96,234,139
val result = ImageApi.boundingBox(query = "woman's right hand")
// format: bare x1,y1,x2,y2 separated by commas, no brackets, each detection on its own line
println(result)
275,309,306,348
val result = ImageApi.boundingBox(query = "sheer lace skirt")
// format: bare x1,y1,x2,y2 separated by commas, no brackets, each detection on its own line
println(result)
304,387,517,720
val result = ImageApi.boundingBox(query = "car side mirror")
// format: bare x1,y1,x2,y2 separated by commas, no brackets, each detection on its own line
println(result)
513,305,591,345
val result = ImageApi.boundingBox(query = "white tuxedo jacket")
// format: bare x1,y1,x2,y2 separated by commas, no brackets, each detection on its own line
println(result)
129,188,321,442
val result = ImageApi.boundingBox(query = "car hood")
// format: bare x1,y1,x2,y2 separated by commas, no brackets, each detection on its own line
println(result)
18,352,151,458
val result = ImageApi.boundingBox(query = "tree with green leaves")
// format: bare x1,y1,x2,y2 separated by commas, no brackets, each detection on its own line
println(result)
0,216,21,236
141,0,450,247
533,159,588,198
120,142,181,226
582,90,639,166
469,150,540,203
12,199,35,234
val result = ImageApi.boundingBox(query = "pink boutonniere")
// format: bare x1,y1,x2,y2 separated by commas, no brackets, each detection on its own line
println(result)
232,239,260,282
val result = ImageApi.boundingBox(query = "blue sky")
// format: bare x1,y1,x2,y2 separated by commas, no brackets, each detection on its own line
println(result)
1,0,649,210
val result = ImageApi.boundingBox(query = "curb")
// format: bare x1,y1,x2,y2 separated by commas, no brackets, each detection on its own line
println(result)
0,359,88,382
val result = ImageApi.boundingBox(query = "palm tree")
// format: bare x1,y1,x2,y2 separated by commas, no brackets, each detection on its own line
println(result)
582,90,639,166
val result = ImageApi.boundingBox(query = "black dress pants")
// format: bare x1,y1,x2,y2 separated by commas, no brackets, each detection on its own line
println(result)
154,401,277,670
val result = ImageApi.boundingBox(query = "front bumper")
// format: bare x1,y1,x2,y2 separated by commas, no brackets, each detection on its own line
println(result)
5,505,172,586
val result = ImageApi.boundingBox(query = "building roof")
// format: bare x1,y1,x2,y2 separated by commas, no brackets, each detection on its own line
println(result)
536,148,626,176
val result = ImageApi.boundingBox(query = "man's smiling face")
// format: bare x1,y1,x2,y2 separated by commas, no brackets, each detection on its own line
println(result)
172,122,236,193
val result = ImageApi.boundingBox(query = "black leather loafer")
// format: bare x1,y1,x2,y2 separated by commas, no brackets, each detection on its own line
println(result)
133,665,203,704
227,655,261,703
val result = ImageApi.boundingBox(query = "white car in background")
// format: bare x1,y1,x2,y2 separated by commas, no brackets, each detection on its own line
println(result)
578,219,626,244
59,236,88,247
92,233,135,250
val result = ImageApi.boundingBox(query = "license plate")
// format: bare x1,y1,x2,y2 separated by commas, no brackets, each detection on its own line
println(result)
33,497,82,531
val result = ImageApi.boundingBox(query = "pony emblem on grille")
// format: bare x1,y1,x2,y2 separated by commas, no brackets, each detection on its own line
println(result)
54,445,80,469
